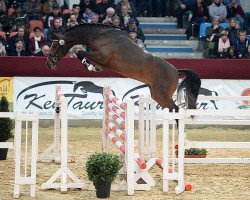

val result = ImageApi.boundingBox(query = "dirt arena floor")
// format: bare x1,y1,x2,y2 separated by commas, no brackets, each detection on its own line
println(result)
1,126,250,200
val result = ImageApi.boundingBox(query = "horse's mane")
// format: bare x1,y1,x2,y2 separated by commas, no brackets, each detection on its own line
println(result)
63,23,125,34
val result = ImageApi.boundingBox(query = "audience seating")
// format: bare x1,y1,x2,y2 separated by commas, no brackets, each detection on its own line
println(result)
0,31,6,41
29,20,44,33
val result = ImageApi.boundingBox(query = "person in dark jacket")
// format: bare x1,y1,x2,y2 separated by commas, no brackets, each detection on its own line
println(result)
8,37,30,56
34,44,50,56
125,17,145,42
47,17,65,45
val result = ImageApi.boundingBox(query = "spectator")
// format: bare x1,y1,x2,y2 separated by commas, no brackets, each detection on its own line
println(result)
82,6,95,23
227,46,237,58
112,15,121,28
226,17,240,47
48,17,65,45
134,0,145,17
116,0,136,16
7,26,29,54
213,30,231,58
102,7,116,25
67,44,85,57
175,0,196,28
235,30,249,58
91,13,100,24
118,4,136,28
9,3,30,32
209,0,227,23
79,0,96,16
8,37,30,56
128,29,146,51
0,40,6,56
186,0,209,39
63,4,81,26
226,0,245,26
205,16,224,56
242,43,250,58
0,33,5,45
44,3,62,40
23,0,42,20
95,0,114,21
41,0,51,19
165,0,176,17
65,14,79,29
28,26,48,55
34,44,50,56
125,17,144,42
0,2,10,32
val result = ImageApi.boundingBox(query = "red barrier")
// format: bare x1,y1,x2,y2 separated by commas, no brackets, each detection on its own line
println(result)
1,57,250,79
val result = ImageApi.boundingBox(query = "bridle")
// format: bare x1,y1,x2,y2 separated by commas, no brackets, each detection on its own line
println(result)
48,39,65,64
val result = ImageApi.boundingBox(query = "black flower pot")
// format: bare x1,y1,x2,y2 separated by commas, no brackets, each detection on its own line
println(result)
94,182,111,198
0,148,8,160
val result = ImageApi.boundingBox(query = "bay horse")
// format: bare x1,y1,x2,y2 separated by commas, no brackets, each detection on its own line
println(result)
47,23,201,111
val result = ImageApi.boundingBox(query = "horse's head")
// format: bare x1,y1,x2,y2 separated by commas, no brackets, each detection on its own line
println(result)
47,33,66,69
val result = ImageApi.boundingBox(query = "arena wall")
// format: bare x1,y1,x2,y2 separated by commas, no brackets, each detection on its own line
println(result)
0,57,250,79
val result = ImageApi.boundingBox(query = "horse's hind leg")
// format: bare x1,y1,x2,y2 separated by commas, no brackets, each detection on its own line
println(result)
149,85,179,112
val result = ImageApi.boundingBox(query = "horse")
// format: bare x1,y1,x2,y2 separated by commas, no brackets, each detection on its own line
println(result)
47,23,201,111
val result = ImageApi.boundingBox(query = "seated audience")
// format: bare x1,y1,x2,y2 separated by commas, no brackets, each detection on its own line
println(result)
28,26,48,55
34,44,50,56
223,0,240,6
79,0,97,16
63,4,81,26
116,0,136,16
9,3,30,32
205,16,224,57
95,0,114,21
227,46,238,58
82,6,95,23
65,14,79,29
91,13,100,24
226,0,245,26
209,0,227,23
125,18,145,42
213,30,231,58
44,3,62,40
118,4,136,28
102,7,115,25
8,37,30,56
0,2,10,32
23,0,42,20
235,30,249,58
242,43,250,58
7,26,29,54
112,16,121,28
128,29,146,51
226,17,240,47
48,17,65,45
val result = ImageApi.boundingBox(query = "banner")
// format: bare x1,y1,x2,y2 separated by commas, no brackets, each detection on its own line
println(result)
14,77,250,119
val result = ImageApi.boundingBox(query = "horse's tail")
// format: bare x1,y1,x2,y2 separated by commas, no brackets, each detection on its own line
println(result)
177,69,201,109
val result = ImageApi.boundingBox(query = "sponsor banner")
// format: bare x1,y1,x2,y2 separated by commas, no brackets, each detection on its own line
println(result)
14,77,250,119
0,77,14,104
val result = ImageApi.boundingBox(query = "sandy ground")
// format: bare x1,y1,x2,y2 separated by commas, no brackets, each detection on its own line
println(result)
1,127,250,200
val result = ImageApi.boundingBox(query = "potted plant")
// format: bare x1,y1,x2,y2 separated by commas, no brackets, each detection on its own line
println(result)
175,145,208,158
0,96,14,160
86,152,120,198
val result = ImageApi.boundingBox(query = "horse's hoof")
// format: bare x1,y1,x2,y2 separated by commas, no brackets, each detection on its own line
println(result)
94,66,103,72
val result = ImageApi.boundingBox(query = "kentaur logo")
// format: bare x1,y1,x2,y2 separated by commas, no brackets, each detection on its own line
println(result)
239,89,250,109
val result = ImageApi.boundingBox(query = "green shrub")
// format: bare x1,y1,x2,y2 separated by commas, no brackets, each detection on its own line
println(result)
0,96,14,142
185,148,208,155
86,152,120,184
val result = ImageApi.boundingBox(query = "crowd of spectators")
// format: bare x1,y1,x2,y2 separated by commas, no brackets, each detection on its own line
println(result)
0,0,249,59
176,0,250,59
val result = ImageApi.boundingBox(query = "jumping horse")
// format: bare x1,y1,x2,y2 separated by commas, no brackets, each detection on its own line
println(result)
47,24,201,111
